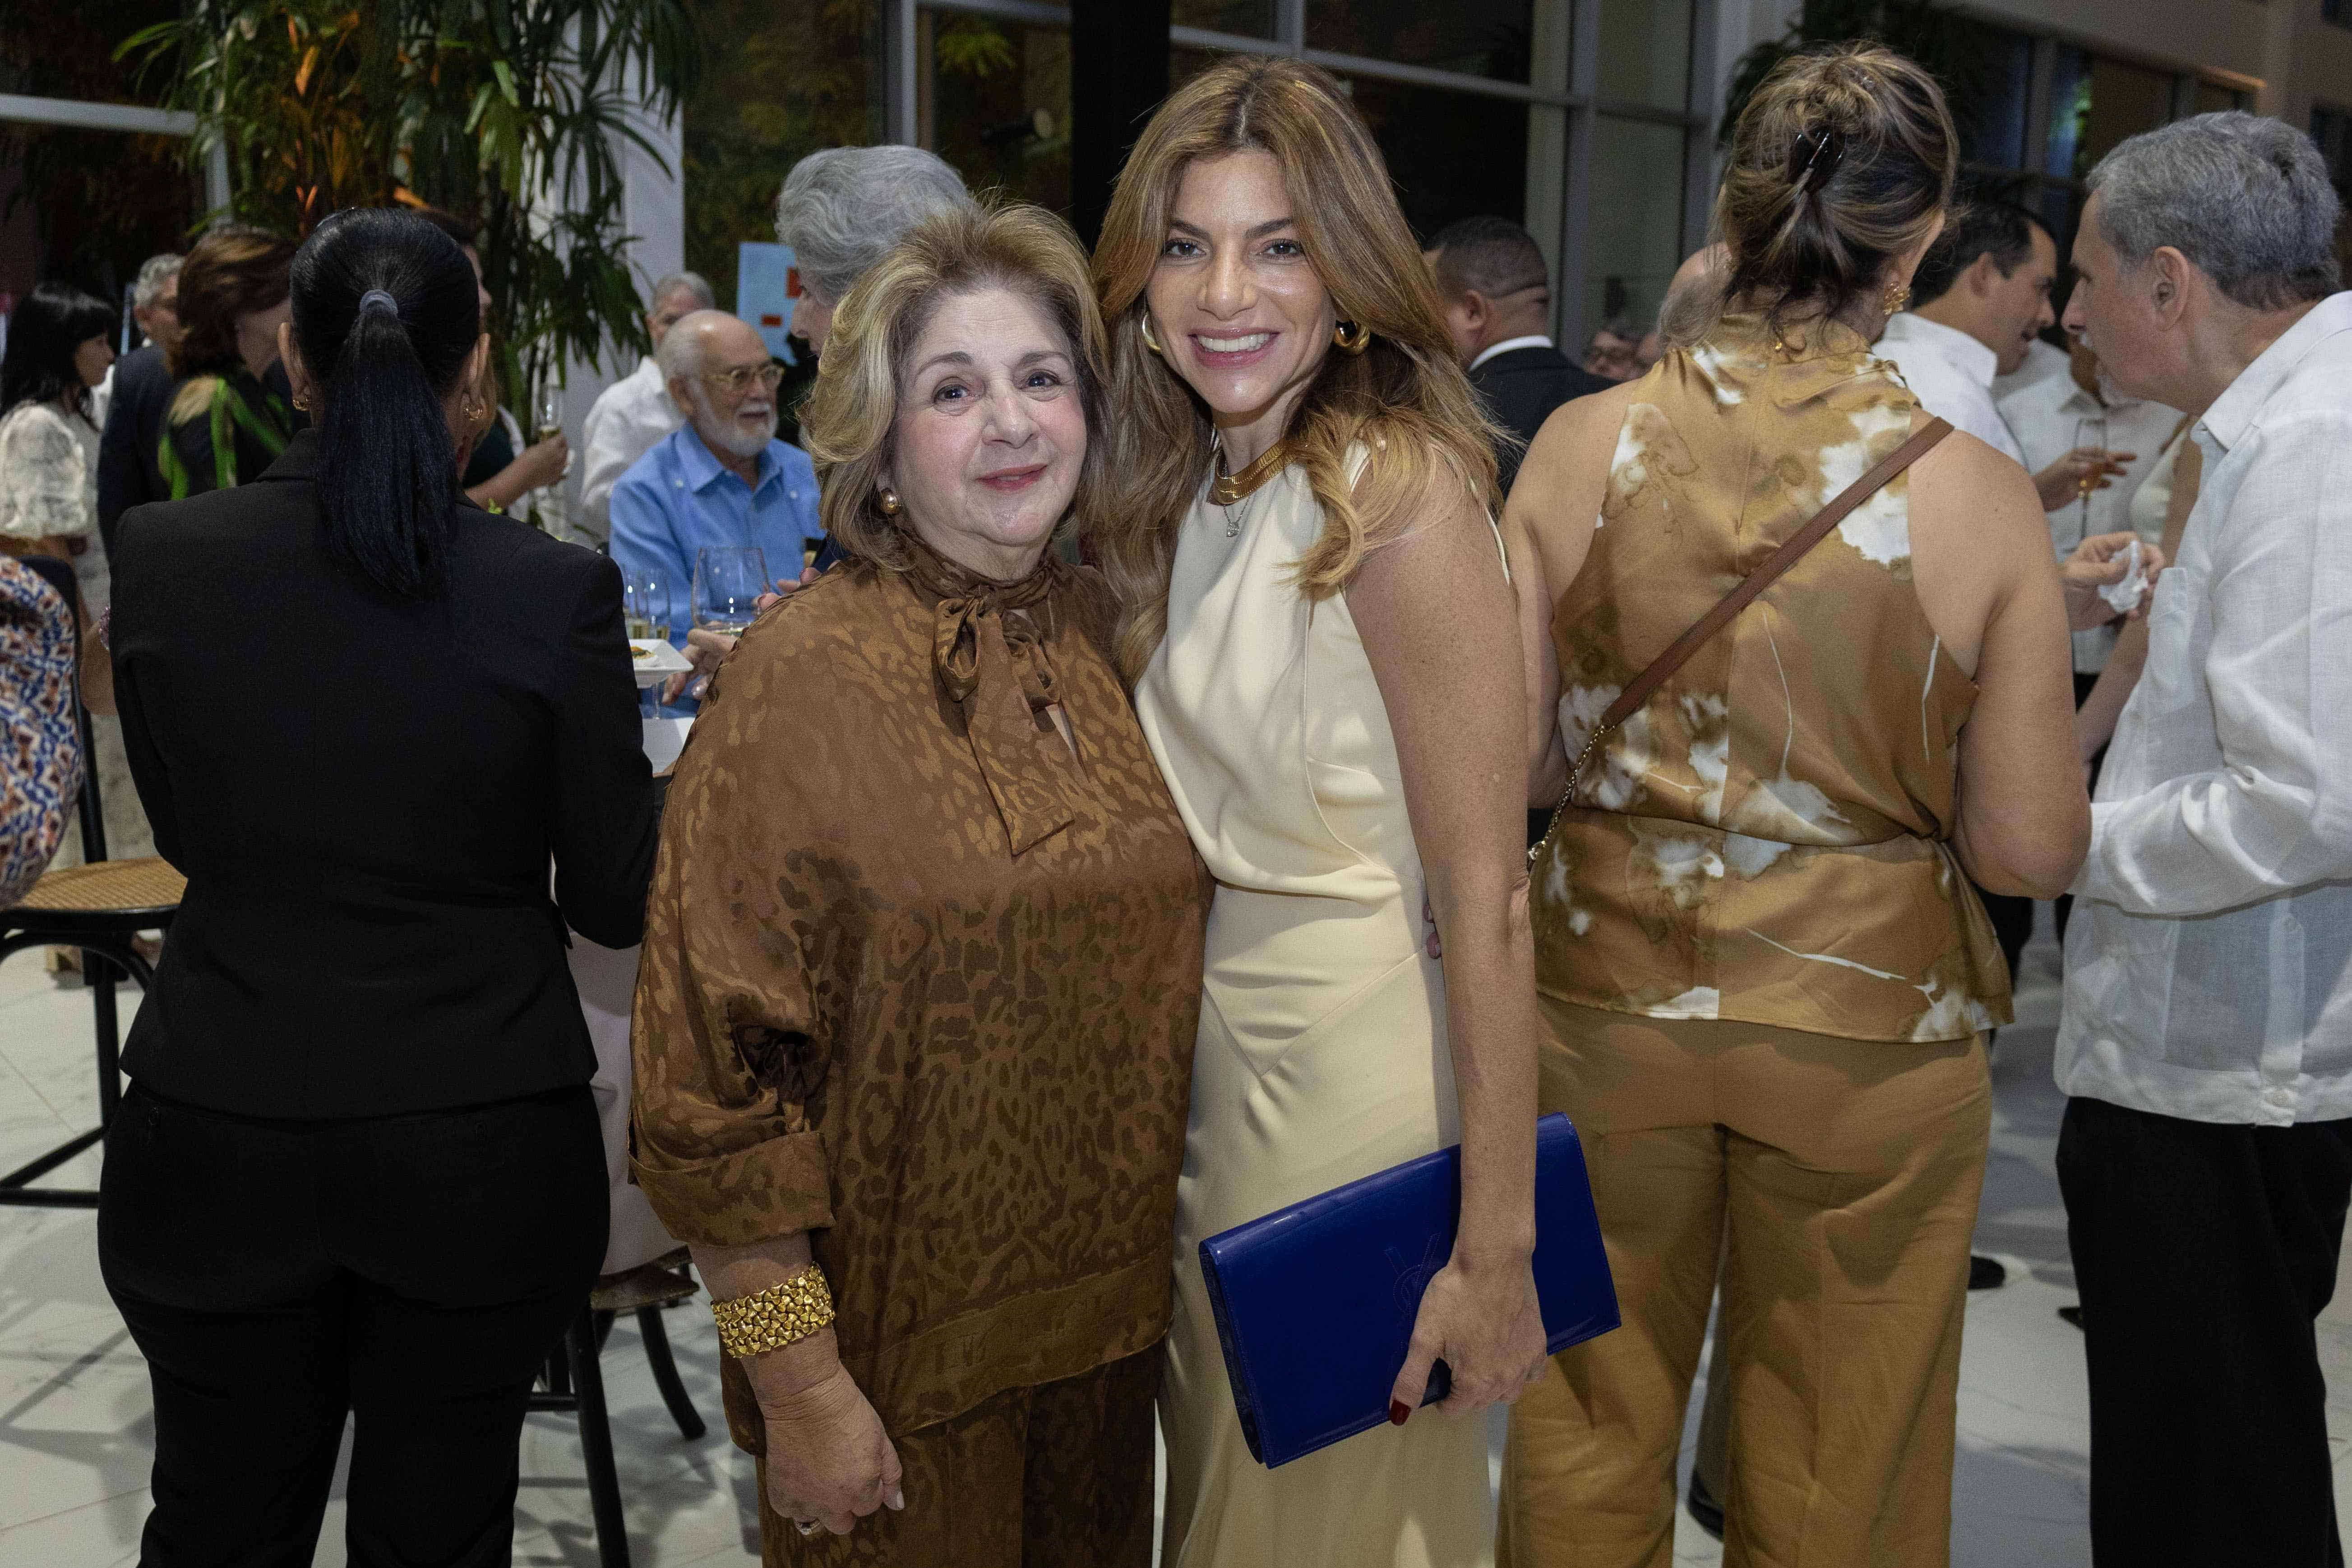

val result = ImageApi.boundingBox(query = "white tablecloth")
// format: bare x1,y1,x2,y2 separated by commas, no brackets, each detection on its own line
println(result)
566,715,696,1277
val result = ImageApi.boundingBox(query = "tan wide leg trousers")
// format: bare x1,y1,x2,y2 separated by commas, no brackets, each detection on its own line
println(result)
1499,1001,1990,1568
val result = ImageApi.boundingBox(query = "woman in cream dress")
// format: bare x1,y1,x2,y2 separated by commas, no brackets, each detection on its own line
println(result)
0,282,152,870
1093,56,1549,1568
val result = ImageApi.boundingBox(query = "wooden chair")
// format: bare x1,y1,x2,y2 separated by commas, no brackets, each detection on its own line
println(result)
0,555,181,1209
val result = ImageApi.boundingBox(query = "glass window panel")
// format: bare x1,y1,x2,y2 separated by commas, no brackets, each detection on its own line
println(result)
1595,0,1692,112
1956,25,2034,172
2039,185,2085,268
0,0,190,305
1173,0,1275,38
2050,53,2173,187
684,0,880,315
926,15,1072,218
0,0,180,109
1584,116,1685,343
0,127,191,310
2045,45,2091,181
1172,47,1229,93
2079,58,2173,178
2193,82,2248,117
1340,76,1529,238
2315,108,2352,277
2315,108,2352,187
1307,0,1537,84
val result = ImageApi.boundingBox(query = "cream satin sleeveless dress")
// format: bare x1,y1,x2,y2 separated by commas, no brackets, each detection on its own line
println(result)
1135,458,1493,1568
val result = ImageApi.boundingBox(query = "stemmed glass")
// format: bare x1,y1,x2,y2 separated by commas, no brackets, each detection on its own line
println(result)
693,546,769,635
2073,412,2110,538
623,565,673,643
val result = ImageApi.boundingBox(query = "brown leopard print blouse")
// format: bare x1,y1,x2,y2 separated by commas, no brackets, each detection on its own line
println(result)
629,541,1206,1440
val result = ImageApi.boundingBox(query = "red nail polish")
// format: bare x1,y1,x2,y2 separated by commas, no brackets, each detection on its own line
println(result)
1389,1400,1411,1425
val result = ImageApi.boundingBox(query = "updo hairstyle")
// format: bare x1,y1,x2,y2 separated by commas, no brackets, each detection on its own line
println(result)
1715,43,1957,335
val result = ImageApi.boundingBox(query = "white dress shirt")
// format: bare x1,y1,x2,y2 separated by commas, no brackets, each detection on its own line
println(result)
1469,333,1556,371
1873,312,2027,466
2000,369,2186,673
1992,334,2071,404
578,357,682,544
2126,423,2194,543
2058,291,2352,1127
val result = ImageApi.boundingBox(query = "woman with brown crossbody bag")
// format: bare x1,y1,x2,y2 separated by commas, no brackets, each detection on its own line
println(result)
1493,45,2093,1567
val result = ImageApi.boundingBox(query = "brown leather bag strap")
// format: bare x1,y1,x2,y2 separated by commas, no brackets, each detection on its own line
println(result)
1530,416,1954,866
1596,416,1952,732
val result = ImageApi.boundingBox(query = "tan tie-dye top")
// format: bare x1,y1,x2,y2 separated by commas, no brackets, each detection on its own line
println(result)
629,542,1206,1440
1531,315,2010,1043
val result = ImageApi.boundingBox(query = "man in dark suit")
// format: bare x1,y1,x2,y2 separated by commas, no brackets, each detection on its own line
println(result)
97,252,184,554
1424,216,1612,496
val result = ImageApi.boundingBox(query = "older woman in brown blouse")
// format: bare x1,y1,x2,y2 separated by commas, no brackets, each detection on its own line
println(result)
630,201,1204,1567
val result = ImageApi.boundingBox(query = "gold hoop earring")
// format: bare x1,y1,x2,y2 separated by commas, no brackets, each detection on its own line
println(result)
1881,279,1912,316
1140,317,1166,357
1333,319,1371,355
292,391,312,414
877,487,902,516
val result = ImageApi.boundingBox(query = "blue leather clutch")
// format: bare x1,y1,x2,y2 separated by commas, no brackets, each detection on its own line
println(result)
1197,1112,1619,1468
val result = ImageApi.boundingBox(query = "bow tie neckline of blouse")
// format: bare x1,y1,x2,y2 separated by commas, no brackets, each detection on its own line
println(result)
903,535,1087,856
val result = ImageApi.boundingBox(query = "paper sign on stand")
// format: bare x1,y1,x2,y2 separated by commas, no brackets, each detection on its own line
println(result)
736,242,801,365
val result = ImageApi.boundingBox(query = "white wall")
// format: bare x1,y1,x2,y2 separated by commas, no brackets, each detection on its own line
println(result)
555,106,689,537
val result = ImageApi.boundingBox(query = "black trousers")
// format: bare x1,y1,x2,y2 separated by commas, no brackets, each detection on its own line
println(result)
98,1081,607,1568
2058,1094,2352,1568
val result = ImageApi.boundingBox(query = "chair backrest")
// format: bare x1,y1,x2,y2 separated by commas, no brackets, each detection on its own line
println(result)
13,554,108,865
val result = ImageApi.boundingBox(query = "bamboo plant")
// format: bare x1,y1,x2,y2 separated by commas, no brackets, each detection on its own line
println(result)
120,0,701,397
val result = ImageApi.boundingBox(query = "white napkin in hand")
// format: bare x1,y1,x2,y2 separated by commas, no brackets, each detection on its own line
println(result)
2098,539,2147,616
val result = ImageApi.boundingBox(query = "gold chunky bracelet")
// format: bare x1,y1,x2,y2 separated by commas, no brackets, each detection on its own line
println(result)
710,1266,836,1359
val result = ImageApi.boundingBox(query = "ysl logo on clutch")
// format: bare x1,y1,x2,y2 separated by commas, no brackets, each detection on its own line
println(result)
1385,1235,1450,1325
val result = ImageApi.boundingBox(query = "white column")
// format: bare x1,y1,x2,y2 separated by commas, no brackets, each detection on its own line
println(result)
558,105,687,539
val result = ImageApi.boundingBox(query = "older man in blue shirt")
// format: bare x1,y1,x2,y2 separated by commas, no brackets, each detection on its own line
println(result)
610,310,820,675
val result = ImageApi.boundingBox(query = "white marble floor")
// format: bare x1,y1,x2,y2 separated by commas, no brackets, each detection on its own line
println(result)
3,914,2349,1566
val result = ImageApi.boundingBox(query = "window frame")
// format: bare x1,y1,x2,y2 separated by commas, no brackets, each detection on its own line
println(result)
887,0,1713,347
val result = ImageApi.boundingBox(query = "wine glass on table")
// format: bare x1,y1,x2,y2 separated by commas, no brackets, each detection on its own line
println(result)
624,566,673,643
693,546,769,638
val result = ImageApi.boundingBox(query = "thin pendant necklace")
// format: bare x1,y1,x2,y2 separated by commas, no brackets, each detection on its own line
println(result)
1210,433,1290,538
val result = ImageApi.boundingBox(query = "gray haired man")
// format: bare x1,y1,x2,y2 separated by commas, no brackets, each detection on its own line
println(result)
662,144,974,700
96,251,186,548
579,269,717,541
2055,111,2352,1566
775,144,971,351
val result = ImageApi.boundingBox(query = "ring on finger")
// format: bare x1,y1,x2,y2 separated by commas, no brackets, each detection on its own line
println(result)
794,1518,822,1537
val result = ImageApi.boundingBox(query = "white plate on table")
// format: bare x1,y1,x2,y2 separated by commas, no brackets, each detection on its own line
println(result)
628,638,692,688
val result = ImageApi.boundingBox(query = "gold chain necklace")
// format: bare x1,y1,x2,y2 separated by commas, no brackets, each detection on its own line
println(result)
1210,435,1290,538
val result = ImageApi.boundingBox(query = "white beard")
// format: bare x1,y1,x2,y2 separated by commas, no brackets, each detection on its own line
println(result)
690,385,777,459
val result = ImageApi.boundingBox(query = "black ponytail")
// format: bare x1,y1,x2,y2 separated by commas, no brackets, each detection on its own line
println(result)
289,209,482,599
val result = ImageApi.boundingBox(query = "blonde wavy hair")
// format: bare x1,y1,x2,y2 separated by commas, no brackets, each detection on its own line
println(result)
799,200,1110,573
1091,55,1503,680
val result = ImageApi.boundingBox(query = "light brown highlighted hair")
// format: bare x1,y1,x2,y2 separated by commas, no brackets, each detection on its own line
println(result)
1090,55,1503,680
1714,42,1956,338
168,225,298,381
798,200,1111,574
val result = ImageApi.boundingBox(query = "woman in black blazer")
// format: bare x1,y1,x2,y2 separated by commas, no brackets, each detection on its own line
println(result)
100,208,662,1567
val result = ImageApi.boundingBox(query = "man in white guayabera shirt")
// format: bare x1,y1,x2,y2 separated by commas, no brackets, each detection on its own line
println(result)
2055,111,2352,1567
1876,199,2139,1013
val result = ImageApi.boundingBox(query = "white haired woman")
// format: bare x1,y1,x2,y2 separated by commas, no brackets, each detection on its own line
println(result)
777,144,974,352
